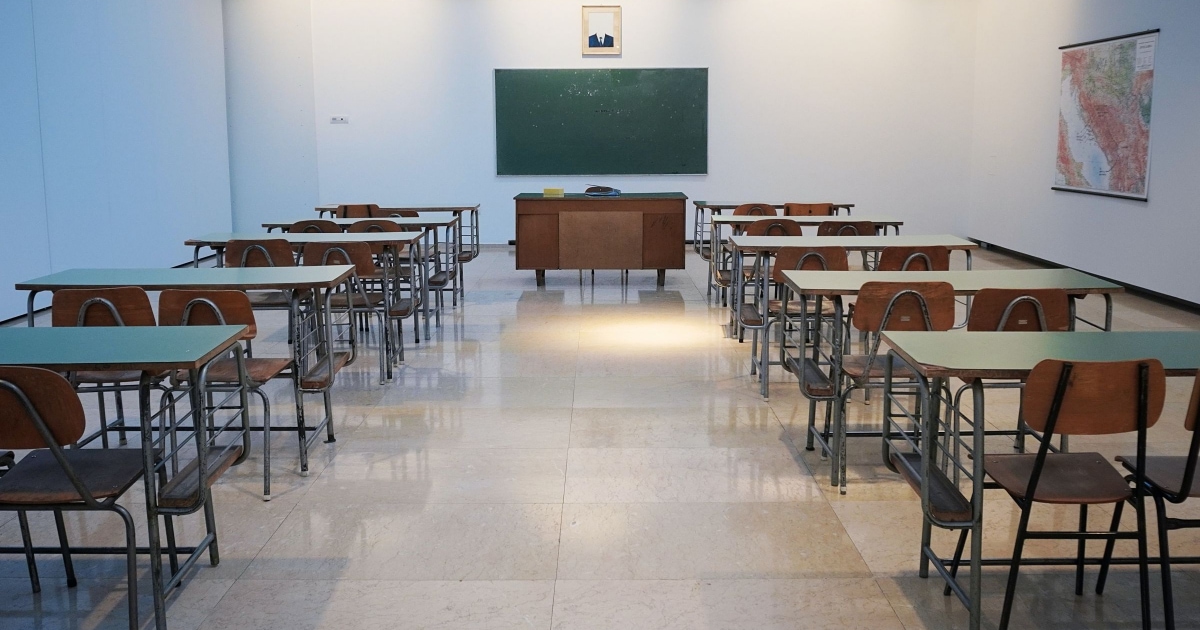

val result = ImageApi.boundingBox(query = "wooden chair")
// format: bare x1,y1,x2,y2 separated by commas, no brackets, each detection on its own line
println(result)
336,204,378,219
732,203,778,216
983,359,1162,630
159,290,295,500
302,242,389,379
770,247,852,427
1106,374,1200,630
0,366,146,629
951,289,1072,452
223,239,305,335
288,219,341,233
743,218,802,237
876,246,951,271
374,208,419,218
783,202,833,216
50,287,163,449
816,220,876,236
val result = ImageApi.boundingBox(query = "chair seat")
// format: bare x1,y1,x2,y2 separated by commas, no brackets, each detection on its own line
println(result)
73,369,168,384
738,303,764,327
158,446,243,509
429,269,454,288
329,292,384,308
0,449,145,505
247,290,292,308
301,351,351,389
699,246,712,261
1117,455,1200,498
840,355,915,380
176,357,292,385
767,299,837,317
984,452,1132,504
891,451,973,523
389,298,419,318
457,251,476,263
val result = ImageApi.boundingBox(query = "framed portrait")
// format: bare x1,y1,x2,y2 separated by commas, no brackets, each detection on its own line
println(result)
582,6,621,56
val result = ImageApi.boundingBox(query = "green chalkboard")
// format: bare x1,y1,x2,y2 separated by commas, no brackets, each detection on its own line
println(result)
495,68,708,176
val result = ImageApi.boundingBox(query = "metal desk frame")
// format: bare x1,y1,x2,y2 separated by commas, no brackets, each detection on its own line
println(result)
0,326,251,630
880,330,1200,630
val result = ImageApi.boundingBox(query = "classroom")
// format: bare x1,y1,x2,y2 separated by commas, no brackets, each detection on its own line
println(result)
1,1,1198,629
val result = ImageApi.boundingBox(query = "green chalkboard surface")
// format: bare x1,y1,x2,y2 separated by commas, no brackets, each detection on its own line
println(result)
495,68,708,176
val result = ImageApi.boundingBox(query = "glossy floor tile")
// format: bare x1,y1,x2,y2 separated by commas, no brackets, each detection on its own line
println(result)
3,246,1199,629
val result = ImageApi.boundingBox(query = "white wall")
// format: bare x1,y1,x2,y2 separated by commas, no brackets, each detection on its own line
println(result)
0,0,233,319
223,0,320,231
969,0,1200,303
0,0,53,317
226,0,979,243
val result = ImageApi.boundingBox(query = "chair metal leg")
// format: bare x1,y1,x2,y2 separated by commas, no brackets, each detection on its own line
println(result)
323,389,336,443
255,387,272,501
17,511,40,593
1076,504,1088,595
1152,493,1176,630
1095,499,1125,593
999,500,1034,630
114,389,129,445
204,488,221,566
1134,493,1153,630
114,504,139,630
98,391,110,449
943,529,969,596
53,509,77,587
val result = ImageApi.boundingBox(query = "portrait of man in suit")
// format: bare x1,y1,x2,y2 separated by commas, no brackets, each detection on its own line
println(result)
588,12,614,48
582,6,621,55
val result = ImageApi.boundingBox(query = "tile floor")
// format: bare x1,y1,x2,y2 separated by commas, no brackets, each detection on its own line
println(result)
2,245,1200,629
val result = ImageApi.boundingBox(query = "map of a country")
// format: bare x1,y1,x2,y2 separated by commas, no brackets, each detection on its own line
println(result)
1055,36,1154,197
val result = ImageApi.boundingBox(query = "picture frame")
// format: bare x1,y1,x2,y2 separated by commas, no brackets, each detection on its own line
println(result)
582,6,621,56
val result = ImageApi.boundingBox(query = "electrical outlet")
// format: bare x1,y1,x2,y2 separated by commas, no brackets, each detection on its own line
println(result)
330,116,349,124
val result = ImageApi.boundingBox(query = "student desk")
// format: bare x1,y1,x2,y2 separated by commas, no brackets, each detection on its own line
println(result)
725,235,979,348
315,204,481,264
692,201,855,262
264,214,465,306
0,325,249,630
186,231,438,342
880,330,1200,630
773,269,1123,490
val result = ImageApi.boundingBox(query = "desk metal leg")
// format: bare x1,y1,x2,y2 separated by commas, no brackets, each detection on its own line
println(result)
26,291,38,327
138,376,168,630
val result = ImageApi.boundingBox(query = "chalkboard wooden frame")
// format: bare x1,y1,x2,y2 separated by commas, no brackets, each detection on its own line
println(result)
495,68,708,176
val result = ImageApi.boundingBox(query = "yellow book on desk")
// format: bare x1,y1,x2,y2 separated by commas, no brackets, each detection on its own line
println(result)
543,188,565,197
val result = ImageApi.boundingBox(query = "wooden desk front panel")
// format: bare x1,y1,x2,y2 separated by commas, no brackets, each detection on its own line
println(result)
515,197,685,271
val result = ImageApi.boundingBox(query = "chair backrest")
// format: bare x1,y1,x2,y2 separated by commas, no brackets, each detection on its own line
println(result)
967,288,1071,332
783,203,833,216
732,203,778,217
347,219,402,233
817,221,876,236
289,219,341,233
851,281,955,333
337,204,379,219
744,218,803,237
224,239,296,268
771,247,850,283
876,246,951,271
159,290,258,340
302,241,376,277
51,287,155,327
1023,359,1165,436
374,208,418,218
0,366,87,449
